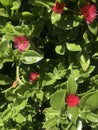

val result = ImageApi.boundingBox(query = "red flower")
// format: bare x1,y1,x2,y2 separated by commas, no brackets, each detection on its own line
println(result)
66,94,79,107
14,36,30,52
80,3,97,24
52,2,65,14
29,72,39,83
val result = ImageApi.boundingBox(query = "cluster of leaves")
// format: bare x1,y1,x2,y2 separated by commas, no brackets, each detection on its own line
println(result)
0,0,98,130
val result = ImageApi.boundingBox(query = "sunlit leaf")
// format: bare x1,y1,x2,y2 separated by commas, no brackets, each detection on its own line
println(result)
0,74,12,85
15,113,26,123
55,45,65,55
0,8,9,17
88,21,98,35
22,50,43,64
50,90,66,110
67,76,77,94
80,91,98,111
66,43,82,51
51,12,61,24
79,53,90,71
42,73,56,86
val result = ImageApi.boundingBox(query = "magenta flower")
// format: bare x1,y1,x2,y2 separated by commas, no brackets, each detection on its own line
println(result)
14,36,30,52
80,3,97,24
66,94,79,107
52,2,65,14
29,72,39,83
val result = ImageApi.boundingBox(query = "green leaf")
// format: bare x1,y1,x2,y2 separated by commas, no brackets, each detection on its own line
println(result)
15,113,26,123
53,67,66,80
43,107,60,129
67,107,79,122
87,65,95,74
0,118,4,127
91,0,96,3
11,1,21,10
42,73,56,86
55,45,65,55
0,8,9,17
36,90,44,101
66,108,81,130
66,43,82,51
0,0,12,7
0,41,12,54
79,54,90,71
43,118,57,129
86,112,98,123
88,21,98,35
5,91,17,101
91,126,98,130
80,111,98,123
92,52,98,59
15,85,31,98
22,11,33,17
28,0,51,9
27,114,32,122
14,98,28,110
1,108,12,121
71,69,80,81
10,20,44,37
51,12,61,24
0,42,13,66
1,22,13,34
96,35,98,41
0,40,13,67
13,98,28,115
44,107,60,119
2,33,14,41
0,74,12,85
77,120,82,130
66,107,79,130
80,91,98,111
50,90,66,110
91,75,98,86
11,0,21,16
67,76,77,94
83,31,93,44
22,50,43,64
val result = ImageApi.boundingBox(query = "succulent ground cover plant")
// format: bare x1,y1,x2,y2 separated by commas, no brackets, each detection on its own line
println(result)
0,0,98,130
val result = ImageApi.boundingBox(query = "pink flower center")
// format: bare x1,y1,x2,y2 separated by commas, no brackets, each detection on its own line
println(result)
29,72,39,83
52,2,65,14
14,36,30,52
80,3,97,24
66,94,79,107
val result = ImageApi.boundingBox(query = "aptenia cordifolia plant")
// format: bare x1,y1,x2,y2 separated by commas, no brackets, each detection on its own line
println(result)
0,0,98,130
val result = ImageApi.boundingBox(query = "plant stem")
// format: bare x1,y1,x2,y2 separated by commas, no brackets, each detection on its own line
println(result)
16,65,23,85
1,87,13,93
16,65,19,80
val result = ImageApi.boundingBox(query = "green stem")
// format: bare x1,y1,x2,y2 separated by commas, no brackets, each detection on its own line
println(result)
77,87,95,96
2,86,13,93
16,65,23,85
16,65,19,79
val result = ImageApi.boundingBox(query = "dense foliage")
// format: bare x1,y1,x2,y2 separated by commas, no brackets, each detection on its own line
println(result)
0,0,98,130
